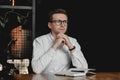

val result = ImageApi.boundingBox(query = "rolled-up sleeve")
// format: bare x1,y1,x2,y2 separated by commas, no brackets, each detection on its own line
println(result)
31,39,56,74
69,39,88,69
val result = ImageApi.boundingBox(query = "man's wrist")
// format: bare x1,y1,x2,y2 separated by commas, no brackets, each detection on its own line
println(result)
52,45,57,50
69,46,75,51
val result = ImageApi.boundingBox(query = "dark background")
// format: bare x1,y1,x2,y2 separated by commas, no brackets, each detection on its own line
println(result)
0,0,119,72
35,0,119,72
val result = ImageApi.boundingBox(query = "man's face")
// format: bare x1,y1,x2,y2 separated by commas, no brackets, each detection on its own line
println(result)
48,13,68,35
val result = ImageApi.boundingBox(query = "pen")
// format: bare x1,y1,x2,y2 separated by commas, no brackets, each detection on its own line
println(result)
71,70,84,72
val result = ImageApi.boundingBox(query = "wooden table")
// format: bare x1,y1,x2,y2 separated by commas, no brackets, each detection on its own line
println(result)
13,72,120,80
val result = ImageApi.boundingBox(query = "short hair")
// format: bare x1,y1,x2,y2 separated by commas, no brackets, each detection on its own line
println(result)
48,9,68,22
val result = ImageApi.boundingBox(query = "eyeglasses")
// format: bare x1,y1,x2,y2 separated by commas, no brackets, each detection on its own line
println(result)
50,20,68,26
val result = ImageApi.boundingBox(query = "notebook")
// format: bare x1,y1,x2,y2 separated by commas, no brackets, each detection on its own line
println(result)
55,68,96,77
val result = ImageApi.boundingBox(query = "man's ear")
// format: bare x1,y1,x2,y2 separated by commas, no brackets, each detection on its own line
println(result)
48,22,51,29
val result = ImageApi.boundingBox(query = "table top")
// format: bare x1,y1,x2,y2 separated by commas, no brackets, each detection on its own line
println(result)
12,72,120,80
1,72,120,80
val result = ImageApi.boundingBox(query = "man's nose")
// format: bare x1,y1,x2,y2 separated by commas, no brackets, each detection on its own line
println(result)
61,22,66,26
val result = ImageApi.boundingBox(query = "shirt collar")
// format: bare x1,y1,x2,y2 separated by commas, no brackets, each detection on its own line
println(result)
49,32,55,41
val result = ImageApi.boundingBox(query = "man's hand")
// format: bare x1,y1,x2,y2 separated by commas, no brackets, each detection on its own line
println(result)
52,37,65,49
52,33,74,50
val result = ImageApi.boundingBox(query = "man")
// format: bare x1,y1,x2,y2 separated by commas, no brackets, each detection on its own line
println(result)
31,9,88,74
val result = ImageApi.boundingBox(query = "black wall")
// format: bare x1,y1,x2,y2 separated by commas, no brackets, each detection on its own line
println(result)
35,0,119,72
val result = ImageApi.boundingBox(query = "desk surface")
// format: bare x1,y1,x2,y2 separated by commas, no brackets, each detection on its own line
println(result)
13,72,120,80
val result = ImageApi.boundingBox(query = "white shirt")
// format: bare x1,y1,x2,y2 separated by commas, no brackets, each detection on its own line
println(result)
31,33,88,74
